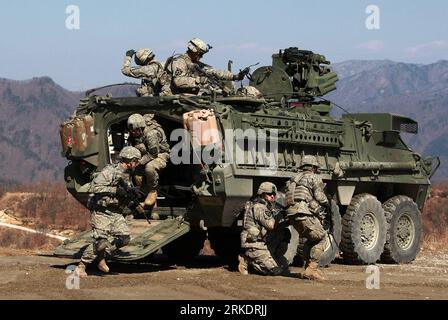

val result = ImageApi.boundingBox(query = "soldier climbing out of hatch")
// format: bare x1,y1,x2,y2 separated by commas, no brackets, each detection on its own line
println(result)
121,48,172,96
166,37,249,95
285,155,329,281
77,146,142,277
238,182,290,276
127,113,170,211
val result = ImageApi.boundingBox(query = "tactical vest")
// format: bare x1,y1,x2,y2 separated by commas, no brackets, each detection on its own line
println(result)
241,198,271,248
87,164,130,212
286,171,314,205
145,122,170,154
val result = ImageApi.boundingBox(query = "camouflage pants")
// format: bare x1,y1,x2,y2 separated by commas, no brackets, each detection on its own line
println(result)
244,245,283,276
81,210,130,264
290,215,326,263
135,153,169,192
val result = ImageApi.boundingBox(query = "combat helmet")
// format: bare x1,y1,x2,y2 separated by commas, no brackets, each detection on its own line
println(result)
187,38,210,54
119,146,142,161
135,48,155,66
300,155,320,169
238,86,263,99
257,182,277,195
127,113,146,131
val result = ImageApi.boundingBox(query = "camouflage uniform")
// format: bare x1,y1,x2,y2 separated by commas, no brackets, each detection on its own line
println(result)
240,197,285,276
286,157,328,279
121,49,172,96
80,163,133,265
167,53,235,95
129,115,170,194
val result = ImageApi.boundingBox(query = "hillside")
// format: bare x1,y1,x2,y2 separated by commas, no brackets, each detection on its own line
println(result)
328,60,448,179
1,59,447,182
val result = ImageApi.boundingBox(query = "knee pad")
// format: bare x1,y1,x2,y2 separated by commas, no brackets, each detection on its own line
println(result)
112,235,130,248
94,238,111,253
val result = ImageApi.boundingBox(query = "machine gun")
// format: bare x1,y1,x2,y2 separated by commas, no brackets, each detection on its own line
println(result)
250,47,338,101
279,47,338,99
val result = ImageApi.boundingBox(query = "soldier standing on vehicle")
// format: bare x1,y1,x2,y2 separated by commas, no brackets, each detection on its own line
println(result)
77,146,142,277
166,38,249,95
127,113,170,209
285,155,329,281
121,48,172,96
238,182,289,276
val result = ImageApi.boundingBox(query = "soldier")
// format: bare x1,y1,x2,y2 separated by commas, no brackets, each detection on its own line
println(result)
121,48,171,96
127,113,170,209
285,155,329,281
166,37,249,95
77,146,142,277
236,85,264,99
238,182,288,276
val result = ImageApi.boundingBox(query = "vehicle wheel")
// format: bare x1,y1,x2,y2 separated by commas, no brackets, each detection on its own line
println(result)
341,193,386,264
282,225,300,265
296,199,342,267
381,196,422,264
162,231,206,260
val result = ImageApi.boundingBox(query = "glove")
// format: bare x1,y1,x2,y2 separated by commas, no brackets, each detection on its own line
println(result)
126,49,136,57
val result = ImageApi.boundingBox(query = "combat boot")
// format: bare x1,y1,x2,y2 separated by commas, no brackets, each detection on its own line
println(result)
238,255,249,275
144,190,158,207
77,261,88,278
97,258,110,273
303,261,326,281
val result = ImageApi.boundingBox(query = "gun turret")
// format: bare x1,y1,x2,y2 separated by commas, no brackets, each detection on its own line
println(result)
250,47,339,102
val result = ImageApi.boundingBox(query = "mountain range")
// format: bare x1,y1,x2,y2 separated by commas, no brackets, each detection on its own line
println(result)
0,59,447,183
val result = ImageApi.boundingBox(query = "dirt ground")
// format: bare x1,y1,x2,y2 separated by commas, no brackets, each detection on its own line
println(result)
0,249,447,300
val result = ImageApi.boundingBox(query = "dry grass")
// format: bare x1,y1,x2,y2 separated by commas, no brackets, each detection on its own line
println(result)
420,182,448,252
0,228,60,250
0,182,90,232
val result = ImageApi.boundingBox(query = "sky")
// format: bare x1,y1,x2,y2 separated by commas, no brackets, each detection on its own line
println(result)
1,0,447,91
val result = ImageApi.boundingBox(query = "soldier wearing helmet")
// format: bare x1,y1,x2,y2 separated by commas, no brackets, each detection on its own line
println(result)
166,38,249,95
121,48,172,96
238,182,289,276
127,113,170,210
77,146,142,277
236,85,264,99
285,155,329,281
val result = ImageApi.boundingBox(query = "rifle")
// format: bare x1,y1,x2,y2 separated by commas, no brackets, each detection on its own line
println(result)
117,178,151,224
191,63,228,92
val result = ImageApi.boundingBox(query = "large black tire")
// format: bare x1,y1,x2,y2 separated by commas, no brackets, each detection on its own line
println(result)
296,199,342,267
282,226,300,265
381,196,422,264
341,193,387,264
162,231,206,260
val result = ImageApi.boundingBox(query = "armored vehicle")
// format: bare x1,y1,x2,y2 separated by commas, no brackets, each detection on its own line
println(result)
55,47,439,266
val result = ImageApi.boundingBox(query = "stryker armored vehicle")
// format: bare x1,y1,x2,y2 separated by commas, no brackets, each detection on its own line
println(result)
54,47,439,266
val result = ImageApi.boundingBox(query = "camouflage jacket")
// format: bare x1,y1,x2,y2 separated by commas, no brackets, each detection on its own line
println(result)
167,53,234,94
130,121,170,166
286,170,328,215
87,163,132,211
241,197,282,250
121,56,171,96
